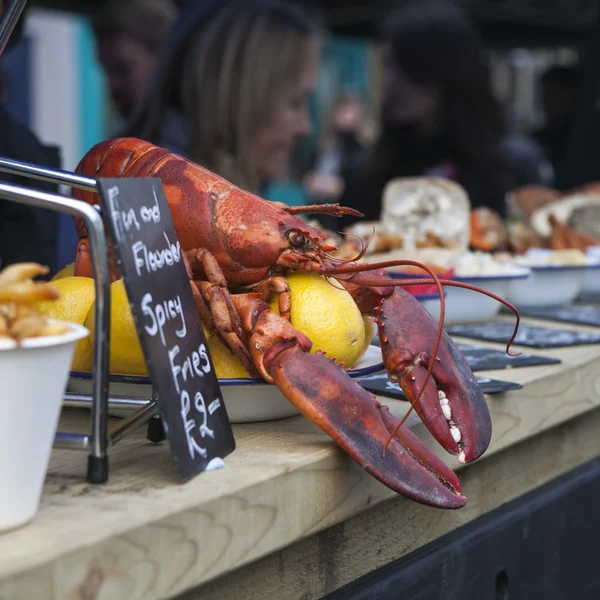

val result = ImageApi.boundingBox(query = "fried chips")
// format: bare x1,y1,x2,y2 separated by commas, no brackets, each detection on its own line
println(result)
0,263,69,342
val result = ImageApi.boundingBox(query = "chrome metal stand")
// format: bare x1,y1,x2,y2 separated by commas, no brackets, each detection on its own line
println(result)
0,160,159,483
0,0,27,58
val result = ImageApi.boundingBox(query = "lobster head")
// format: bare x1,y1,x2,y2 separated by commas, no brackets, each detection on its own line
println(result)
218,195,336,273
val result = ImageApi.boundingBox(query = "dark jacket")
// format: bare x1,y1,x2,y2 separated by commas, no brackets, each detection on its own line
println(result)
0,104,61,274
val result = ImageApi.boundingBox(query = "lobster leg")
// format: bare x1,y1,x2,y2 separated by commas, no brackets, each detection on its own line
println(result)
195,280,258,377
184,248,261,377
248,276,292,320
231,292,466,509
74,239,121,281
342,275,491,464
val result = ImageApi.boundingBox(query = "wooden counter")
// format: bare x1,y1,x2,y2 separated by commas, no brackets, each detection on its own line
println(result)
1,314,600,600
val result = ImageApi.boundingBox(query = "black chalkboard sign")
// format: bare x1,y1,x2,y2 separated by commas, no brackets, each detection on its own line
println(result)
358,372,522,400
446,322,600,349
520,305,600,328
96,178,236,480
455,343,561,371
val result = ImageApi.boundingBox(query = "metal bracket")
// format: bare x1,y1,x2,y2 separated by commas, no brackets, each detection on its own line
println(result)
0,0,27,60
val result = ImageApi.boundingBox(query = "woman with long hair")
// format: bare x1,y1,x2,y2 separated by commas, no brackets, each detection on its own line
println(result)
124,0,321,194
341,0,545,227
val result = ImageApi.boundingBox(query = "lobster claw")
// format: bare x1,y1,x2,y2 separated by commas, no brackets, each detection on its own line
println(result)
377,289,492,464
269,346,466,508
231,293,466,509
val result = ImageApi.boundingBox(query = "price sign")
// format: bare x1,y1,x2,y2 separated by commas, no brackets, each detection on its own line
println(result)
96,178,236,480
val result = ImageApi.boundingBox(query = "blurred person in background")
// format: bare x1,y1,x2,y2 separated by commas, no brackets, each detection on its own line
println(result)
303,91,374,226
340,0,548,228
0,0,61,275
0,65,6,102
123,0,320,195
533,65,580,180
92,0,178,124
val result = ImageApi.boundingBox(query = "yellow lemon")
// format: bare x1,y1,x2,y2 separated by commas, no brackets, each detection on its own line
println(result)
85,279,147,376
81,278,249,378
51,262,76,281
270,271,367,368
36,276,95,371
202,327,251,379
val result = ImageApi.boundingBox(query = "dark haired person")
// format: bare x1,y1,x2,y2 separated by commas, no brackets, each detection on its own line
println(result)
92,0,178,121
0,0,61,275
340,0,548,227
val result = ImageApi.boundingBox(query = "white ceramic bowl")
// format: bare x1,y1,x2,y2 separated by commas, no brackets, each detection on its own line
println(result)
0,322,89,532
389,273,530,324
581,251,600,294
581,265,600,294
506,265,586,308
67,345,385,423
417,293,444,316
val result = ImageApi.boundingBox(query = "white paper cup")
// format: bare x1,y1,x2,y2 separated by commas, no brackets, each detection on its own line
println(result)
0,321,89,532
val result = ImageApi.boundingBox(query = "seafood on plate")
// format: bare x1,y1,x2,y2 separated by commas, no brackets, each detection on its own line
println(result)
71,138,521,510
470,207,508,252
468,204,600,256
342,177,472,256
507,185,561,219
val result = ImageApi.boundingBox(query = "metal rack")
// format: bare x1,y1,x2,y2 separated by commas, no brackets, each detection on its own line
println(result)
0,159,163,482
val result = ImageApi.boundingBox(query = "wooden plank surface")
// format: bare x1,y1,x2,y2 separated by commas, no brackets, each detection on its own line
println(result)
0,315,599,599
186,407,600,600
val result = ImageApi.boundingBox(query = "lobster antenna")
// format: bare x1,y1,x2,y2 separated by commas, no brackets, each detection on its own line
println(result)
321,229,374,264
321,257,447,453
321,258,521,456
321,260,521,357
392,277,521,358
283,203,363,218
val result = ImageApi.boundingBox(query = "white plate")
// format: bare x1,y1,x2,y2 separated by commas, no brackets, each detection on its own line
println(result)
506,264,587,308
66,345,385,423
389,273,530,324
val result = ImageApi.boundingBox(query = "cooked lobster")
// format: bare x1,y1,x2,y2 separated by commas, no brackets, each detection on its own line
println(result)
71,138,519,510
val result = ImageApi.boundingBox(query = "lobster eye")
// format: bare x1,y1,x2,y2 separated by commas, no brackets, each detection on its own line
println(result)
288,231,306,248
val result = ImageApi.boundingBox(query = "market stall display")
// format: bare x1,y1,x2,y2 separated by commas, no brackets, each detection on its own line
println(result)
2,124,600,600
341,174,600,321
1,320,599,598
66,138,528,510
1,3,600,599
